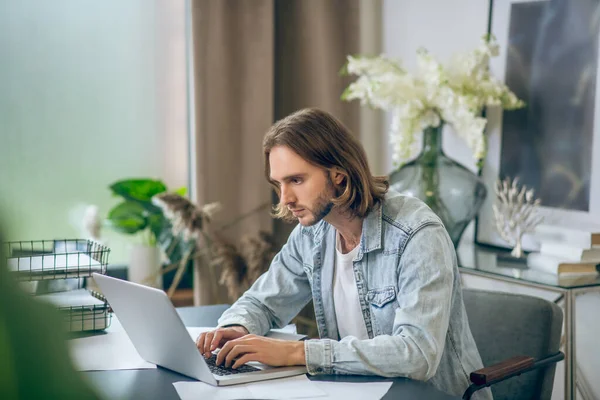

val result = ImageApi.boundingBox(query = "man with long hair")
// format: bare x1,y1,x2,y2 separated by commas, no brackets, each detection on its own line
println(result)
196,108,490,399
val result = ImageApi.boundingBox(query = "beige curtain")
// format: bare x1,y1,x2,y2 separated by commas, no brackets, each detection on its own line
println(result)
190,0,361,305
274,1,360,123
273,0,361,241
190,0,274,305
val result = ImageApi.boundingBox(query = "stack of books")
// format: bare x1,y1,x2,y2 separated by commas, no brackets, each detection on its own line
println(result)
526,225,600,276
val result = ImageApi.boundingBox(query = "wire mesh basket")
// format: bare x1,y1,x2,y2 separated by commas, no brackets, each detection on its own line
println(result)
34,289,113,331
4,239,110,281
3,239,112,332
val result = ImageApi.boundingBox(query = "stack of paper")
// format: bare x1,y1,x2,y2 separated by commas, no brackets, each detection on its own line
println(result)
37,288,105,308
37,288,110,331
7,253,102,279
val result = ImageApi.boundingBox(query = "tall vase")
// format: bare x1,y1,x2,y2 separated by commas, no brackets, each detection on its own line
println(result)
128,244,162,289
389,123,487,247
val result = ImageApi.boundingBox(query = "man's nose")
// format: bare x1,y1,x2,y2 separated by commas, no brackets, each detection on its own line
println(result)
280,184,296,206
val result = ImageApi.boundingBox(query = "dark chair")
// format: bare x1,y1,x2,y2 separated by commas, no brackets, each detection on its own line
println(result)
462,289,564,400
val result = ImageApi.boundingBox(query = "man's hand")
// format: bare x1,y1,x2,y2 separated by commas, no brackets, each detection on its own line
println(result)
195,326,249,359
216,335,306,369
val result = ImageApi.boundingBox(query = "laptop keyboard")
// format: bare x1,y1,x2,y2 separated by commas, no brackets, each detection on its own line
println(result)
205,354,260,375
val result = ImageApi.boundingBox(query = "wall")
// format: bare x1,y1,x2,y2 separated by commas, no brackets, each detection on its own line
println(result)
382,1,600,399
0,0,188,264
382,0,487,174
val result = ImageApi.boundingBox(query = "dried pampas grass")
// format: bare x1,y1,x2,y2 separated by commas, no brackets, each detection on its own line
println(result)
152,193,221,241
152,192,277,302
213,231,277,301
150,193,222,297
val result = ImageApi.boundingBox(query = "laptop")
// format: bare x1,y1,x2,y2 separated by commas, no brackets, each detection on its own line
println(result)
92,273,307,386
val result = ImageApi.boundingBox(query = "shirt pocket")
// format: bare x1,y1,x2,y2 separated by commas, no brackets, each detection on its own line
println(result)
366,286,397,335
366,286,396,308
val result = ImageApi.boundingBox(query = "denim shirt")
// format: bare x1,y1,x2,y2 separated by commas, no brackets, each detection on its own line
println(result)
218,191,492,400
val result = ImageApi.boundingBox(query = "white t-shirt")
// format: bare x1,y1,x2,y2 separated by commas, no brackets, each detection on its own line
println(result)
333,231,369,340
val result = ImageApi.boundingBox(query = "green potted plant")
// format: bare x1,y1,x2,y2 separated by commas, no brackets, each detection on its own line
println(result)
105,178,187,288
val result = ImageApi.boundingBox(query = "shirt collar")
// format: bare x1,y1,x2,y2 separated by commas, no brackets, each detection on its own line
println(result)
359,202,383,256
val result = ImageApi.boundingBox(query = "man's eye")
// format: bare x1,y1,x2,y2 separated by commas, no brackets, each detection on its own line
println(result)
292,178,302,184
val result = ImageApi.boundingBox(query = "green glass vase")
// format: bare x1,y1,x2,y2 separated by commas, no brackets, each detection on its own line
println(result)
389,123,487,247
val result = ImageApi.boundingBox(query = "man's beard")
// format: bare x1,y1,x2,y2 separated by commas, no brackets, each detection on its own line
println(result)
303,175,335,226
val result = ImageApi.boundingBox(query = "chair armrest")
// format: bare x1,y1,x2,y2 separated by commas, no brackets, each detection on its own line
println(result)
470,356,534,385
463,352,564,400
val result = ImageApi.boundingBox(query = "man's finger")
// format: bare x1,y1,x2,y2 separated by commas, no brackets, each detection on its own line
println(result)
203,331,215,358
224,345,253,368
232,353,258,369
210,330,223,351
196,332,206,351
216,340,235,365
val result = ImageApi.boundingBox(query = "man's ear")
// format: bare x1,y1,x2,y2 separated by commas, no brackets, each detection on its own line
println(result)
330,168,346,186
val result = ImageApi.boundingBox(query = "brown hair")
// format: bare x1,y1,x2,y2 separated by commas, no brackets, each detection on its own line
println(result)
263,108,389,221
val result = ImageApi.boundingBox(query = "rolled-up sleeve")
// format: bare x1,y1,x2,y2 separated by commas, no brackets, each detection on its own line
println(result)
304,339,333,374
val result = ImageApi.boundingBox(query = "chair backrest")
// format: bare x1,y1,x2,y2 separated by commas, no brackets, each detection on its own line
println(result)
462,289,563,400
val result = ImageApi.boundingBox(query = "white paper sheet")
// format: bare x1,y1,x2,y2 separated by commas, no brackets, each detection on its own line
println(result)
310,381,392,400
247,375,327,399
174,381,252,400
69,332,156,371
173,375,327,400
173,378,393,400
37,288,105,308
7,253,100,271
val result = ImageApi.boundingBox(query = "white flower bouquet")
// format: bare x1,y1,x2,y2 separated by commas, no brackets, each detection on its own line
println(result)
341,35,524,166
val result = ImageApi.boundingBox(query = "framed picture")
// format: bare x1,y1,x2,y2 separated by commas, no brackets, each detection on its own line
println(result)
476,0,600,250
